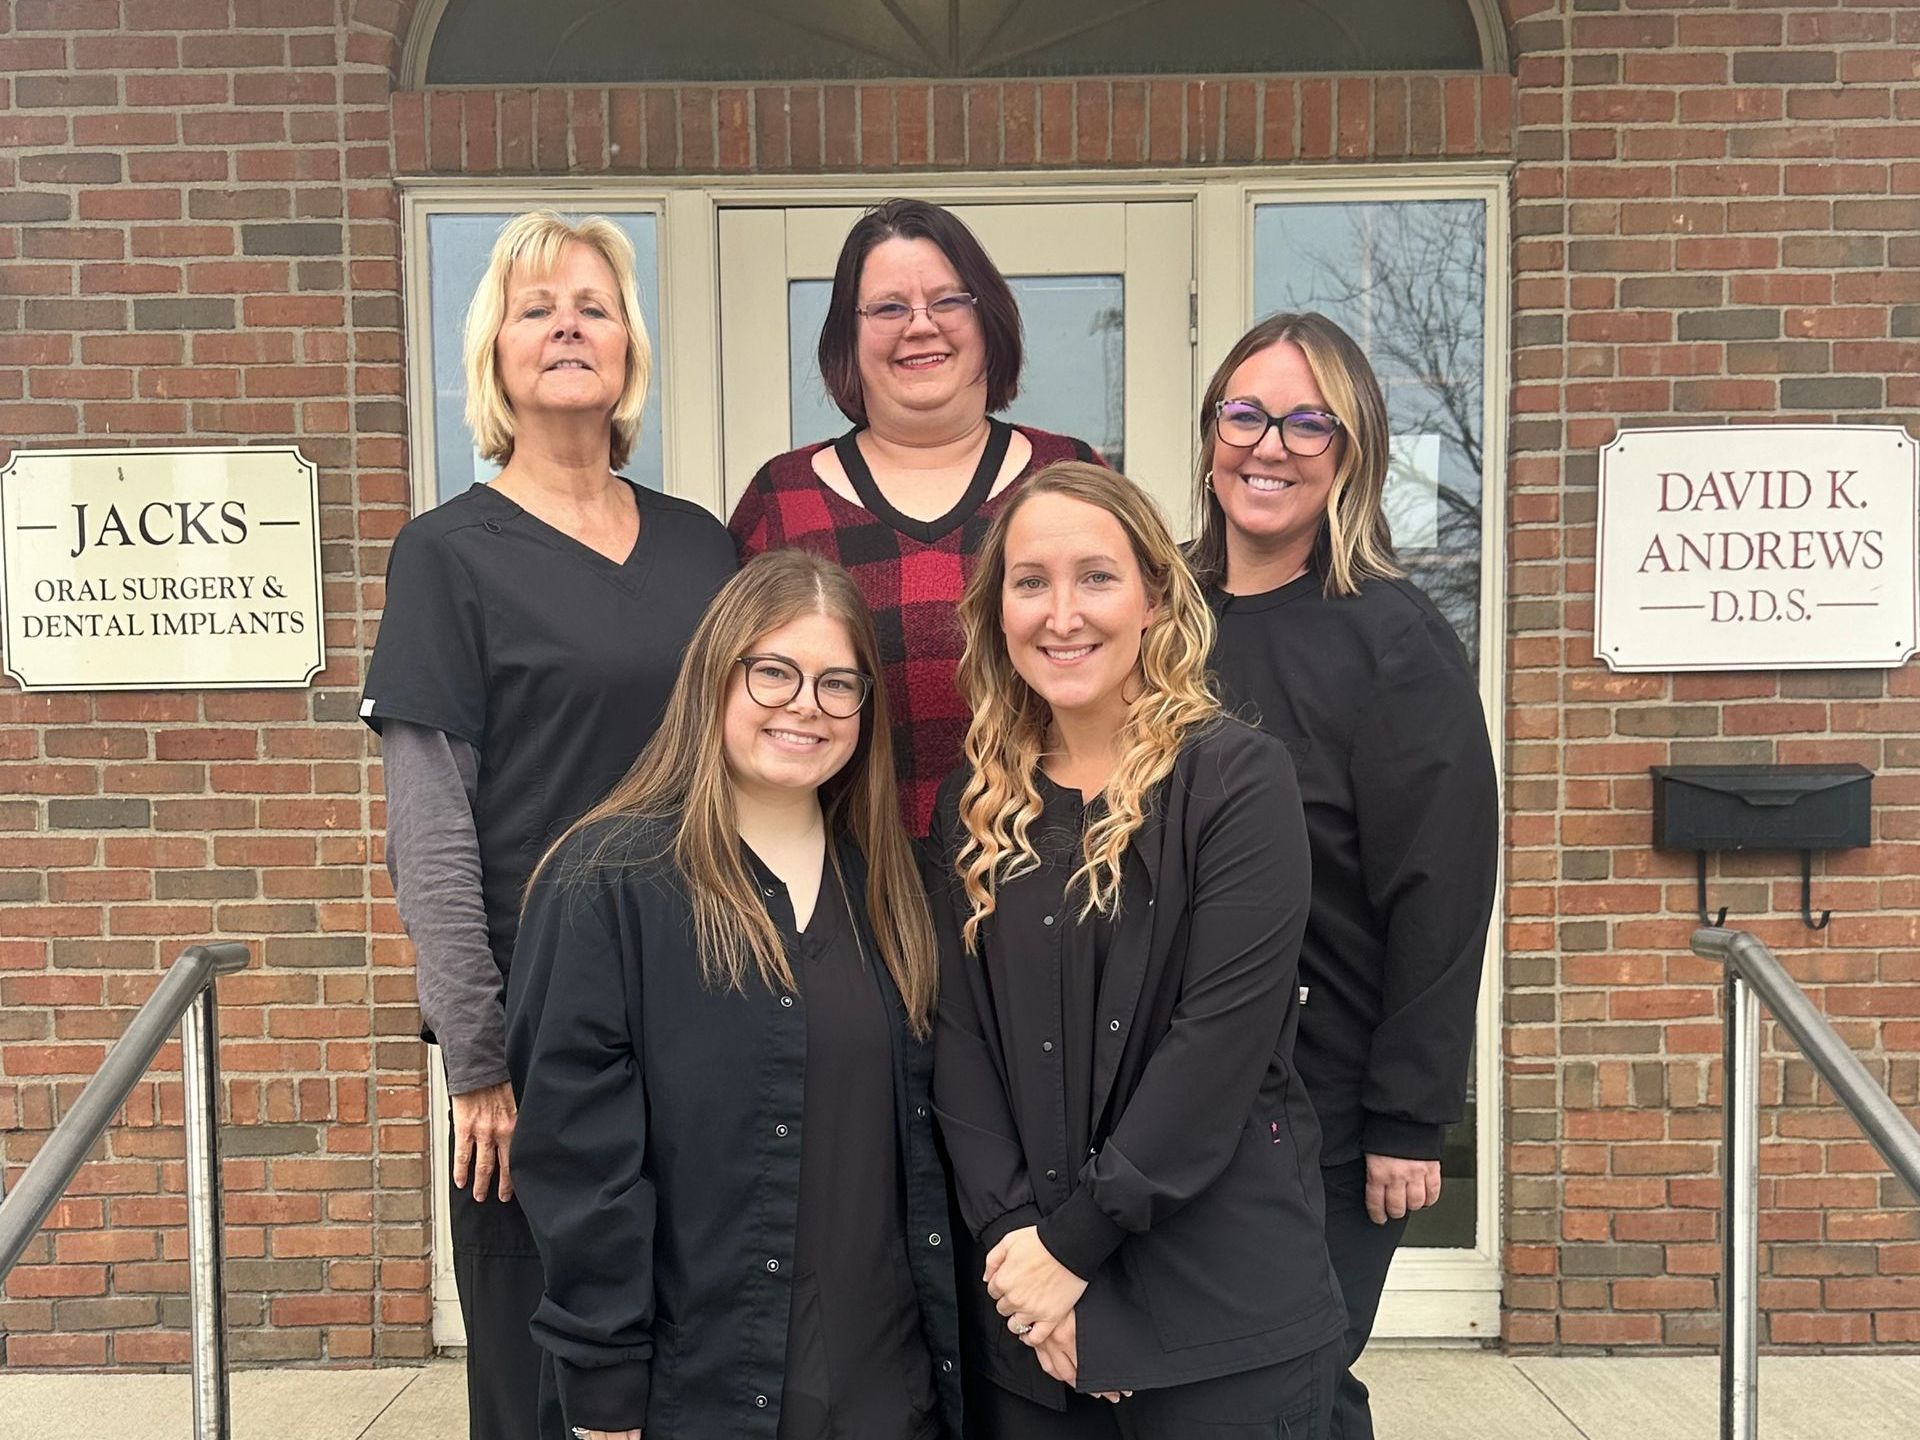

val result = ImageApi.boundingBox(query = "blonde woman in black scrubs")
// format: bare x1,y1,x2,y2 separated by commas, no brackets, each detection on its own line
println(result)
931,462,1345,1439
362,211,734,1440
1194,312,1499,1440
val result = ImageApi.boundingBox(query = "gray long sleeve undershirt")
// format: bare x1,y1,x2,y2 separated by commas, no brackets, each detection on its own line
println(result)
380,720,508,1094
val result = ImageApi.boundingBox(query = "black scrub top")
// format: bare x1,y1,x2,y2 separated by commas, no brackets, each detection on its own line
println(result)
777,857,939,1440
361,478,737,977
1003,774,1115,1181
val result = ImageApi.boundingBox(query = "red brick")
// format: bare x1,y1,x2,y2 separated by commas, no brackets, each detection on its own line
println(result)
608,90,642,172
821,87,855,169
1002,84,1036,166
569,89,608,173
1261,79,1296,161
674,89,712,172
786,86,820,171
956,85,988,168
931,86,964,167
1076,82,1110,166
1037,82,1072,166
1300,78,1334,160
827,82,883,173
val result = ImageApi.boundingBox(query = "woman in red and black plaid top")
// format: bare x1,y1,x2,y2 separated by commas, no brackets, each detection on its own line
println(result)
730,201,1101,836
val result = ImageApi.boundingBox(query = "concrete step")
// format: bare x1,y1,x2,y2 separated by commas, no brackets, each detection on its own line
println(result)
3,1351,1918,1438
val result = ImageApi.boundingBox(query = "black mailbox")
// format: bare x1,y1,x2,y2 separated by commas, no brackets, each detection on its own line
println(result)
1651,764,1873,929
1652,765,1872,853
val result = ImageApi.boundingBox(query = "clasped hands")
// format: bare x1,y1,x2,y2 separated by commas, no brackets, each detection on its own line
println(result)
984,1227,1127,1404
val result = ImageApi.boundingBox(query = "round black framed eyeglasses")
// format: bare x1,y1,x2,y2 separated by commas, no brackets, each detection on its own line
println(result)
736,655,873,719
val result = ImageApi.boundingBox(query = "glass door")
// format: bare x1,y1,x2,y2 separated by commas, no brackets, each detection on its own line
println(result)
716,201,1196,532
1246,181,1507,1341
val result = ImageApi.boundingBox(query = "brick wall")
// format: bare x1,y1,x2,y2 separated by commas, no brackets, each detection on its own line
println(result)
386,72,1515,174
0,0,428,1366
1501,0,1920,1348
1,0,1917,1367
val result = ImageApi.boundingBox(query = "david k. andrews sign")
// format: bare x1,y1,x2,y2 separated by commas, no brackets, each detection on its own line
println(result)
1595,425,1918,672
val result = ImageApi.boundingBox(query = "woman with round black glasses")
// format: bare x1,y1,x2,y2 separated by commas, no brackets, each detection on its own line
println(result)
508,550,961,1440
1191,313,1499,1440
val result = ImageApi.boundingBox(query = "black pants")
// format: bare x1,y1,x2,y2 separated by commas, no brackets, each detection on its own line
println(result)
969,1338,1341,1439
1319,1160,1411,1440
446,1116,559,1440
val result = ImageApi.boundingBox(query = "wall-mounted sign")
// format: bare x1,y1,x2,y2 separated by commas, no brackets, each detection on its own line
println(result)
1595,425,1918,672
0,446,324,691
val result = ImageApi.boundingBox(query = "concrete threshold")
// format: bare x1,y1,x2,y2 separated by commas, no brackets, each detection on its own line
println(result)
3,1351,1919,1438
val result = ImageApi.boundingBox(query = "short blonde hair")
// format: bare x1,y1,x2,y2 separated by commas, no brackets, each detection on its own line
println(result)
462,210,653,470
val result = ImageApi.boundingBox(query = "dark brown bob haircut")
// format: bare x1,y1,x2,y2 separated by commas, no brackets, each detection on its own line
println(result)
816,198,1024,426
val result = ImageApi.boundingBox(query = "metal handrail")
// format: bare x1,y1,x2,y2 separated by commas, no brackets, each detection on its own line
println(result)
1692,926,1920,1440
0,940,248,1440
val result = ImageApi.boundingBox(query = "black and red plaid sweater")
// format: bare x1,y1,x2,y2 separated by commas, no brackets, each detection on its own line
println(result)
729,422,1097,836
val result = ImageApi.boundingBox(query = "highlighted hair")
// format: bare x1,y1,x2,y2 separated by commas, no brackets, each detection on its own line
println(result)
952,462,1220,950
1187,311,1400,596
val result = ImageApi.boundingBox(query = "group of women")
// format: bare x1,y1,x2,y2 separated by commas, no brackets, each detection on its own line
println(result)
362,201,1499,1440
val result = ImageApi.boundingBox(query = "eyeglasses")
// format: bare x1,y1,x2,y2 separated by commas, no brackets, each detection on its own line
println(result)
1213,400,1345,458
737,655,873,719
854,293,978,334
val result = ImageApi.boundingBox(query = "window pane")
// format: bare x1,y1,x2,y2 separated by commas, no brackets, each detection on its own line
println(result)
426,0,1486,84
788,274,1125,469
1256,199,1488,1252
1253,199,1486,666
426,211,663,506
1404,1054,1478,1250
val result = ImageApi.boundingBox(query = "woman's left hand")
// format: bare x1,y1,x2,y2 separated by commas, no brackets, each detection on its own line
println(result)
1365,1153,1441,1224
984,1226,1087,1346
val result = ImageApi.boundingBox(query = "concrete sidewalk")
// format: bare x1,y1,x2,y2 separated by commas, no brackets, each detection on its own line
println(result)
4,1350,1919,1438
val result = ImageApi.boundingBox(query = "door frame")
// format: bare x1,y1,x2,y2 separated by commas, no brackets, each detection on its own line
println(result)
398,164,1511,1347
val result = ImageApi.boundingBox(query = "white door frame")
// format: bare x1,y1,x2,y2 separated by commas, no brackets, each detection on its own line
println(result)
399,165,1510,1348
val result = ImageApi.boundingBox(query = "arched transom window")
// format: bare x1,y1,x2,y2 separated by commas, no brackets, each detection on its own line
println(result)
412,0,1505,87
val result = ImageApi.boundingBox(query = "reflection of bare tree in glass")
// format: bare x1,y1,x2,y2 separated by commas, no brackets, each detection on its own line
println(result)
1296,205,1486,660
1090,303,1126,472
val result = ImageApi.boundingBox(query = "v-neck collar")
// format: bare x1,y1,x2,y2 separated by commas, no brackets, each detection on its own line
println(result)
833,418,1014,544
471,478,656,596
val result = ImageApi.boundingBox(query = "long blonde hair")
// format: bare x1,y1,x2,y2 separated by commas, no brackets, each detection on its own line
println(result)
952,462,1220,951
536,550,937,1035
462,210,654,471
1187,311,1400,596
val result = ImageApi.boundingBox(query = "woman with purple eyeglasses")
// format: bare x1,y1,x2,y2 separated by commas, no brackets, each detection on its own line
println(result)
1191,313,1499,1440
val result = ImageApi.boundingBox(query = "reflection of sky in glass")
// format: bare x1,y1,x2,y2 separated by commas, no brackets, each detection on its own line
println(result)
1253,199,1487,669
788,275,1125,469
428,212,664,504
1255,200,1487,1251
1253,200,1485,519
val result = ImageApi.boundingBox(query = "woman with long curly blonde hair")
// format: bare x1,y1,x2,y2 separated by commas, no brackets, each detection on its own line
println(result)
928,462,1345,1438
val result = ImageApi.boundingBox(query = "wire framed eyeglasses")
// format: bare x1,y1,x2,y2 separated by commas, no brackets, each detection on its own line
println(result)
853,293,978,334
